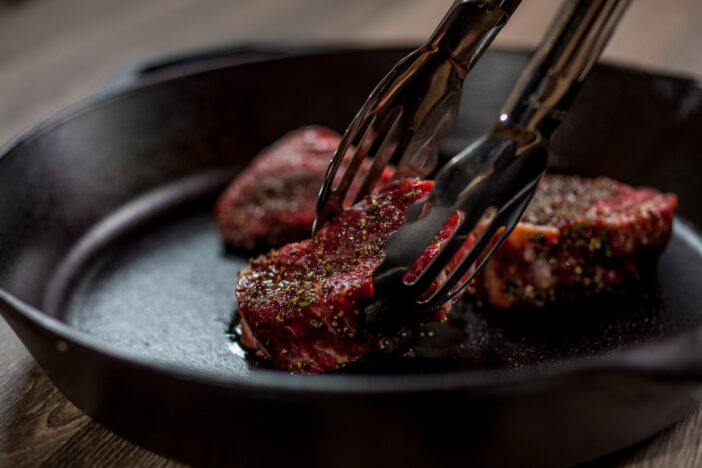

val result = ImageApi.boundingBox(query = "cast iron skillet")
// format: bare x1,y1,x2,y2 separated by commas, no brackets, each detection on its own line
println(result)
1,45,702,467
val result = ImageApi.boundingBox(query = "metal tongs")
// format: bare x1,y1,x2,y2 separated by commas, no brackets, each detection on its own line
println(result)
314,0,522,229
319,0,631,332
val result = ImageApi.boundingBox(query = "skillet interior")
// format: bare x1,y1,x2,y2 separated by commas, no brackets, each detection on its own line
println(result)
45,168,702,377
1,47,702,466
6,47,702,377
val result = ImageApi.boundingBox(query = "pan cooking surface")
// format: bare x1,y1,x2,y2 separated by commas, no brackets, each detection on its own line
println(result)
53,172,702,376
63,209,251,376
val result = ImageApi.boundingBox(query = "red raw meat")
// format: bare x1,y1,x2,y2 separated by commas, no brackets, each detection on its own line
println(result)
216,126,393,249
473,174,677,308
236,179,439,373
235,166,677,373
215,126,341,249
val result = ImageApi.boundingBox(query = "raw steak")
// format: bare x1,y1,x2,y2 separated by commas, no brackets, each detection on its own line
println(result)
473,174,677,308
235,173,677,373
216,126,393,250
236,179,439,373
216,126,341,249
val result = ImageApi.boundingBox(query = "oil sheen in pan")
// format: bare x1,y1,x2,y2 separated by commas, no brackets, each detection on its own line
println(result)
49,172,702,376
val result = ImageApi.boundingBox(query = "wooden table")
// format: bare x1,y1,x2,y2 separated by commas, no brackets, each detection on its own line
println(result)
1,0,701,465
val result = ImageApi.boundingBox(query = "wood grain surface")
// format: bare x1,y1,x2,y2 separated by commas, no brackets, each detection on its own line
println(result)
1,0,701,466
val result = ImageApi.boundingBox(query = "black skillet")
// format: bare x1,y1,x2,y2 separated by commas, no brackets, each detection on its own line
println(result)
1,45,702,467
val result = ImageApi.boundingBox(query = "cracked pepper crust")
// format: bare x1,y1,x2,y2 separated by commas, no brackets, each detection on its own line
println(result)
236,179,437,373
474,175,677,308
234,169,677,373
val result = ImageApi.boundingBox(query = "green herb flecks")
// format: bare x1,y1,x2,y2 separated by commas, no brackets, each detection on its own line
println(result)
563,221,593,237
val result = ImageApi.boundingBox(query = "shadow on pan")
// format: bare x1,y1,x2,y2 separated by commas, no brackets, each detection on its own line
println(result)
1,45,702,467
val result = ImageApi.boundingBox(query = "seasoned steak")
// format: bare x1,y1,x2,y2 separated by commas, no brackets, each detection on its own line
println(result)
216,126,393,250
236,179,438,373
236,173,677,373
216,126,341,249
473,174,678,308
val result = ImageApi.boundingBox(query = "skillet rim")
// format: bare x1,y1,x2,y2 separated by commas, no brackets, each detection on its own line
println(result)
1,45,702,395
